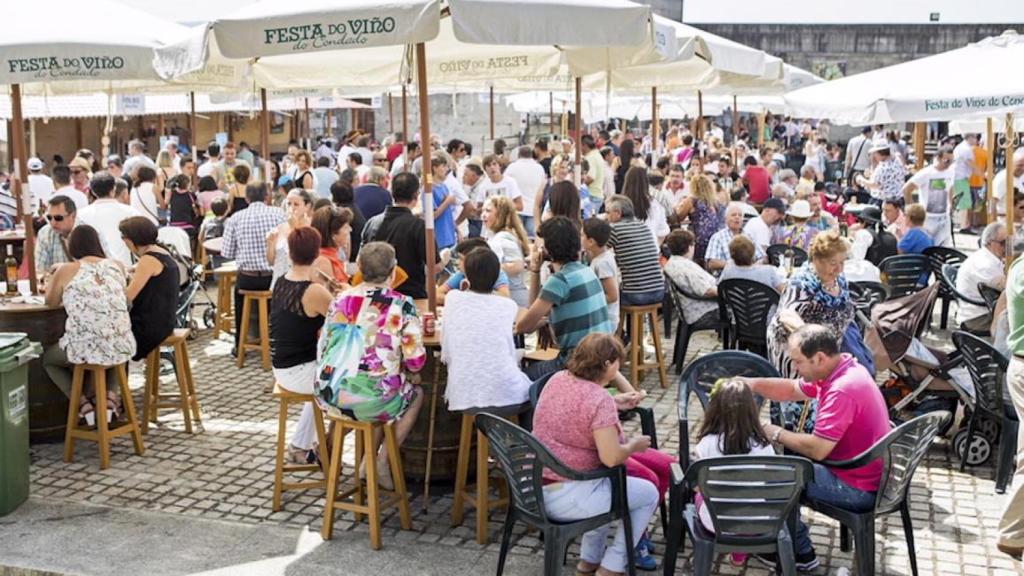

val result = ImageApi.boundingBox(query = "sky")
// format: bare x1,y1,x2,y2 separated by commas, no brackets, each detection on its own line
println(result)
680,0,1024,25
117,0,1024,26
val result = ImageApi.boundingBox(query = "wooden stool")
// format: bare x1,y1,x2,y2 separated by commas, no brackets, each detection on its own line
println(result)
451,412,516,544
272,383,330,511
64,363,144,470
617,304,669,389
142,329,202,434
237,289,271,370
321,415,412,549
213,266,237,339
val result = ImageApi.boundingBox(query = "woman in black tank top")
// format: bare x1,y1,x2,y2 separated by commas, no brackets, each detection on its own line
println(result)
270,226,334,464
120,216,180,361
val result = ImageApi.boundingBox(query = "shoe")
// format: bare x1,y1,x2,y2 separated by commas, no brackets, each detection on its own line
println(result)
633,544,657,571
754,551,819,572
638,533,655,554
997,542,1024,561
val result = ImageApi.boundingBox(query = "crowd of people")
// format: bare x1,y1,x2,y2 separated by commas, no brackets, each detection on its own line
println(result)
4,114,1024,574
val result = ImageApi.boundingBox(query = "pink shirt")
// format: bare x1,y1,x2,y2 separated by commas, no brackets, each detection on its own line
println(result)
799,354,889,492
533,371,621,483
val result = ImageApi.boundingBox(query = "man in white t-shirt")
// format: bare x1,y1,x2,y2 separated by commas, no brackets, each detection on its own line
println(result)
503,145,546,237
122,139,157,179
50,165,89,211
903,146,955,247
26,157,53,213
477,154,523,213
955,221,1007,332
196,142,220,179
743,197,786,252
75,172,143,266
994,147,1024,217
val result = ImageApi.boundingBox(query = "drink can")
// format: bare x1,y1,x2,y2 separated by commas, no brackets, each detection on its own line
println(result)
423,312,436,336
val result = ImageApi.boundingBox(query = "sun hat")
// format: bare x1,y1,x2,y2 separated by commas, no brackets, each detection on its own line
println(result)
787,199,813,219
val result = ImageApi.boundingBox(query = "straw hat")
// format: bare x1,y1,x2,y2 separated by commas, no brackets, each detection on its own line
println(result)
787,199,813,219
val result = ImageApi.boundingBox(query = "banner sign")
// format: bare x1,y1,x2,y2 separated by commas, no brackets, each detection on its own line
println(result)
116,94,145,115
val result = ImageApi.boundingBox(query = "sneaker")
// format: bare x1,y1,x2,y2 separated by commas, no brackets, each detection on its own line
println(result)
634,544,658,571
638,533,655,554
753,551,819,572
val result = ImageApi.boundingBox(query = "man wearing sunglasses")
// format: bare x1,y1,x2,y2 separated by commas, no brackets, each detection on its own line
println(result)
35,195,107,279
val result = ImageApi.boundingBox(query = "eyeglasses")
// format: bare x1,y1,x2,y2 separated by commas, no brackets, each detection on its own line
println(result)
70,169,84,175
45,214,65,222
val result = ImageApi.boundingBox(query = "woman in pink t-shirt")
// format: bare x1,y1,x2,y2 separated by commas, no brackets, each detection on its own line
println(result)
532,334,661,576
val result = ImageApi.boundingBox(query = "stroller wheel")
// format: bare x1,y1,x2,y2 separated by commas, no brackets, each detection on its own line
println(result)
977,418,1000,443
954,428,992,466
188,319,199,339
203,307,216,329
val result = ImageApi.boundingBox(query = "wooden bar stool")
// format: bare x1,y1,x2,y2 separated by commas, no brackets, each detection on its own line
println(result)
321,415,412,549
64,363,144,470
272,383,330,511
142,328,202,434
451,411,517,544
237,289,272,370
213,266,237,339
617,304,669,389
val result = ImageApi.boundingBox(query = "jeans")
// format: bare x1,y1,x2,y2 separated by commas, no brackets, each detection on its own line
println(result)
520,214,535,238
620,289,665,307
543,477,659,572
467,219,482,238
999,356,1024,547
524,356,564,381
234,273,272,349
796,464,877,555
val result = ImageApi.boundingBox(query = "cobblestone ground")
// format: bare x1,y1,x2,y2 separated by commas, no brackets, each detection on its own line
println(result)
27,282,1024,575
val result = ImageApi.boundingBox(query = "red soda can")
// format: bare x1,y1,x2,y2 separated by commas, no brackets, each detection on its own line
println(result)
423,312,436,337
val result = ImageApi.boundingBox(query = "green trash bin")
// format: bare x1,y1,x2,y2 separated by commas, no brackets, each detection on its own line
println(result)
0,333,42,516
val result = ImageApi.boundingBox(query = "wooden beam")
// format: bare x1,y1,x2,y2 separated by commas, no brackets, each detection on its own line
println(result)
986,118,995,223
401,84,408,142
549,91,555,136
10,85,37,294
574,77,582,169
489,86,495,141
189,92,198,159
1006,113,1016,265
416,42,437,313
913,122,926,171
75,118,83,150
260,88,270,162
651,87,659,157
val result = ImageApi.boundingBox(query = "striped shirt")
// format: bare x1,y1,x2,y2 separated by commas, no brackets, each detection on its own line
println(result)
608,218,664,295
539,261,614,357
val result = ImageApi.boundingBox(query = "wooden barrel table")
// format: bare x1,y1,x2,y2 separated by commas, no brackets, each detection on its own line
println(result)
0,301,68,443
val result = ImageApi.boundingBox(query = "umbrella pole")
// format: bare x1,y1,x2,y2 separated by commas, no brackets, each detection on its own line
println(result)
304,98,310,149
10,84,36,294
697,91,704,140
986,118,995,223
489,86,495,142
651,87,658,157
260,88,270,171
415,40,439,509
575,77,582,184
189,92,198,161
388,92,394,136
401,85,409,143
549,92,554,137
732,94,739,146
1006,113,1016,266
913,123,925,171
756,112,765,148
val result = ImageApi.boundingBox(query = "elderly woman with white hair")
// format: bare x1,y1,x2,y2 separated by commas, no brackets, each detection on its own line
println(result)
704,202,766,273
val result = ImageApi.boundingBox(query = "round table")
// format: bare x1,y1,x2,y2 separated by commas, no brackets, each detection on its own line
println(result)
0,301,68,443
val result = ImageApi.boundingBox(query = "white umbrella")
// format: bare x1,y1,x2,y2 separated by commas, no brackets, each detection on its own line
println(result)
785,29,1024,124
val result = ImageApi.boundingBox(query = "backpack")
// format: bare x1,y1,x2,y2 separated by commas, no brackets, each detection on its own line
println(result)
864,226,898,267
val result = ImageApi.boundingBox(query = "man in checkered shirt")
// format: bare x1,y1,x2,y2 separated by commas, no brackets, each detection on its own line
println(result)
221,183,285,349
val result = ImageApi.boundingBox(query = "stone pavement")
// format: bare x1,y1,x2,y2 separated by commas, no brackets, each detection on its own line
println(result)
4,269,1024,575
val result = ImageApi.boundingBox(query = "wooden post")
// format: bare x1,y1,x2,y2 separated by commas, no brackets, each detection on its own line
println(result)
757,112,765,147
304,98,311,148
732,94,739,145
10,84,37,294
651,87,659,157
574,77,582,169
260,88,270,162
227,113,235,143
189,92,198,158
913,122,926,171
489,86,495,141
74,118,83,151
388,92,394,136
986,117,996,223
401,84,408,142
415,43,437,313
697,91,704,139
549,92,554,136
1006,113,1016,265
158,115,165,142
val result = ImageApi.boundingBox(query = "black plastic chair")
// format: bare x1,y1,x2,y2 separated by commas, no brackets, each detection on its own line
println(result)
922,246,967,329
475,413,637,576
951,332,1018,490
717,279,780,357
803,411,951,576
879,254,930,299
977,283,1002,315
663,456,814,576
766,244,809,269
666,277,722,374
940,263,991,337
676,351,778,470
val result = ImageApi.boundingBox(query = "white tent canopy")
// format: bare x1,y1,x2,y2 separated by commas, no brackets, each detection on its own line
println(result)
785,29,1024,124
1,0,198,95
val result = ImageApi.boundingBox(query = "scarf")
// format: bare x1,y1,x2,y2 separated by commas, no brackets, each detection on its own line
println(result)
790,263,849,310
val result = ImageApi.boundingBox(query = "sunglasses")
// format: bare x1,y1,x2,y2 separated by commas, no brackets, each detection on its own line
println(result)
70,169,84,175
46,214,65,222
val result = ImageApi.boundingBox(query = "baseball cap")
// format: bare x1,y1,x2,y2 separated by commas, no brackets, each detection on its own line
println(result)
763,198,787,213
27,157,44,171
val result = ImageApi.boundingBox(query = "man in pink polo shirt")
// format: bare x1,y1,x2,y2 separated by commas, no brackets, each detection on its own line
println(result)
746,324,889,572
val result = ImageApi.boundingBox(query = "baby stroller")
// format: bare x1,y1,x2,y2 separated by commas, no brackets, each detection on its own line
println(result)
865,284,982,461
163,242,217,338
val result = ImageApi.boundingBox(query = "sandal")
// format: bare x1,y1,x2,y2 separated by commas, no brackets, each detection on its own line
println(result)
105,391,121,423
79,397,96,427
575,561,599,575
